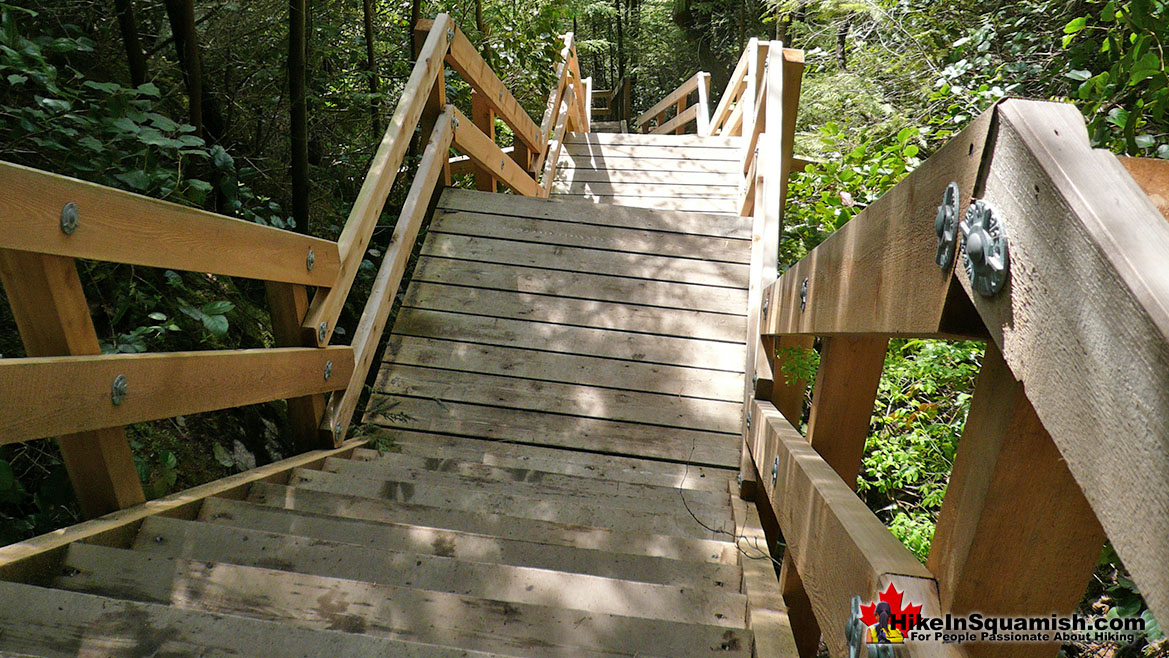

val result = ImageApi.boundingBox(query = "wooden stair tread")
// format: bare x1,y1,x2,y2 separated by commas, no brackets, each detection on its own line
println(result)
248,481,736,563
57,544,753,657
135,516,745,627
197,497,743,584
564,132,741,147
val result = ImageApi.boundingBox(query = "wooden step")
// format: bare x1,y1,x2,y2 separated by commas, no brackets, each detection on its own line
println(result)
562,143,739,159
559,153,740,174
551,181,739,198
248,482,736,564
286,467,730,540
135,516,746,627
354,431,736,493
58,545,753,657
0,580,505,658
550,195,736,213
554,167,740,186
564,132,742,147
199,496,741,585
320,455,732,510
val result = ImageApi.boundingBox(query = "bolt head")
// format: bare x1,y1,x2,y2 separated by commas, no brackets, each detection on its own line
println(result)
60,202,79,235
111,374,128,405
966,229,985,263
323,360,333,381
318,322,328,342
305,248,315,271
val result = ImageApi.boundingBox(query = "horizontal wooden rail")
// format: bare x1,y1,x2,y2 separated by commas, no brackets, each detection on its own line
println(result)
0,346,352,444
636,72,702,129
450,107,540,197
0,162,339,286
710,47,751,136
651,104,697,135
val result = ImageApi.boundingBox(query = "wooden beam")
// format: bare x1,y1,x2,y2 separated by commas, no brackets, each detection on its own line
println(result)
635,72,702,129
739,39,764,169
321,110,454,444
0,346,353,444
778,554,821,657
650,104,696,135
928,344,1104,658
0,250,144,518
710,45,751,136
565,41,589,132
470,90,497,192
750,399,961,658
1119,156,1169,222
0,162,338,286
539,85,575,198
300,13,451,347
265,281,326,451
696,72,711,136
451,106,540,198
957,99,1169,627
764,102,999,338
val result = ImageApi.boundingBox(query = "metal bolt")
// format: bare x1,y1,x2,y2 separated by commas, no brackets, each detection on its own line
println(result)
935,182,960,270
60,202,79,235
762,296,769,318
800,277,808,312
771,456,779,487
960,199,1010,296
498,89,504,102
452,117,460,130
746,409,752,429
305,248,315,272
111,374,128,406
736,472,743,487
334,421,343,437
500,158,505,170
318,322,328,342
446,27,454,42
323,360,333,381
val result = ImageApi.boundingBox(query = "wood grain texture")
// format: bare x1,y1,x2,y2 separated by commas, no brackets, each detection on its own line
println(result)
0,162,339,286
451,106,540,197
554,167,740,186
636,72,703,128
563,133,740,148
558,153,740,173
959,99,1169,627
1119,156,1169,221
0,347,352,443
265,281,327,450
549,195,736,213
550,181,737,198
651,104,698,135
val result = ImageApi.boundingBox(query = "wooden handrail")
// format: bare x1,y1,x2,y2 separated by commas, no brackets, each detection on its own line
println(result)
533,33,587,193
635,72,702,128
710,46,752,136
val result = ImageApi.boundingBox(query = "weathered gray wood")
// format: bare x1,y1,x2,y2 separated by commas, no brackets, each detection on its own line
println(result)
421,235,749,287
364,395,741,467
550,181,738,198
550,195,736,213
563,132,740,148
0,580,500,658
57,545,753,657
134,516,746,627
402,282,747,343
198,497,741,583
375,364,742,433
393,308,746,371
562,143,739,159
383,335,743,401
286,467,729,540
554,168,740,187
250,482,737,564
558,153,740,173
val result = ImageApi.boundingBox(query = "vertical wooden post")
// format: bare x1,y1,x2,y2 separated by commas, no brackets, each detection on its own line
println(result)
265,282,328,449
778,554,821,657
471,90,497,192
696,72,711,136
927,344,1104,658
674,96,686,134
0,250,145,518
740,38,760,167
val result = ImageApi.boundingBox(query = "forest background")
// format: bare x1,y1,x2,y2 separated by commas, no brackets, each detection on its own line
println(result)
0,0,1166,654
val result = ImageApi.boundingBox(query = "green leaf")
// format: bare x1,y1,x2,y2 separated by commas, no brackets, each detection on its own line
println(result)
114,170,150,190
146,112,179,132
212,443,235,468
112,117,139,133
147,312,167,321
6,73,27,85
136,82,161,97
82,80,121,94
202,301,235,316
201,313,229,336
1066,69,1092,81
78,135,102,151
1135,134,1157,148
1063,16,1088,34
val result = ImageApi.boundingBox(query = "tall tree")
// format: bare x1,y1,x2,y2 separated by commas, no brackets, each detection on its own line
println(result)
162,0,226,144
362,0,380,138
289,0,309,234
113,0,148,87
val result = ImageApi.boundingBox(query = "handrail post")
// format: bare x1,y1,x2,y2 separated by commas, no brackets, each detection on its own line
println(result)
471,90,497,192
696,72,711,136
266,282,328,450
0,250,144,517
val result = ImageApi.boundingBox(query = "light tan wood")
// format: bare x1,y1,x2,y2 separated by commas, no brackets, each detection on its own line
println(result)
300,14,451,346
539,84,575,197
724,97,745,136
451,106,540,197
533,33,573,177
927,344,1104,657
636,72,703,129
0,580,492,658
957,99,1169,628
0,439,362,584
710,46,750,136
0,346,353,443
0,162,339,286
1120,156,1169,221
696,71,712,135
549,195,735,213
750,399,958,658
562,142,739,159
778,553,822,657
265,281,328,450
470,90,497,191
58,545,752,657
563,133,740,147
555,167,739,186
393,308,746,371
739,39,763,170
565,41,589,131
550,180,737,198
558,153,740,173
764,102,999,338
0,250,144,518
321,111,454,444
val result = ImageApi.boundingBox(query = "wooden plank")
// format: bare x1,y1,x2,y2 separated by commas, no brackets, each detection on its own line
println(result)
563,133,740,147
551,181,738,198
1119,155,1169,221
451,106,540,197
321,110,453,444
411,257,746,315
364,396,741,468
711,46,751,135
58,546,753,657
375,364,742,433
724,98,745,137
0,162,339,286
534,34,572,172
438,188,751,238
562,142,739,159
470,90,497,191
651,104,698,135
135,517,746,627
197,497,741,583
927,344,1104,657
750,399,959,658
551,195,736,213
636,72,702,128
265,281,327,450
420,235,749,287
0,346,353,443
0,439,363,585
383,334,744,400
431,210,749,263
764,102,999,338
402,282,747,343
696,71,712,135
0,580,495,658
251,481,738,564
558,153,740,173
300,14,451,346
539,84,575,197
392,308,746,372
958,99,1169,628
554,167,740,186
0,250,143,518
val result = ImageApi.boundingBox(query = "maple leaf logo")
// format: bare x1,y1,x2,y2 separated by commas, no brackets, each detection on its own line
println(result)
859,583,923,631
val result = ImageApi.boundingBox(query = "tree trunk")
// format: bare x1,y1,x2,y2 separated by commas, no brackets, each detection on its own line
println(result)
362,0,380,138
163,0,203,136
409,0,422,59
835,18,850,70
289,0,310,234
114,0,148,87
